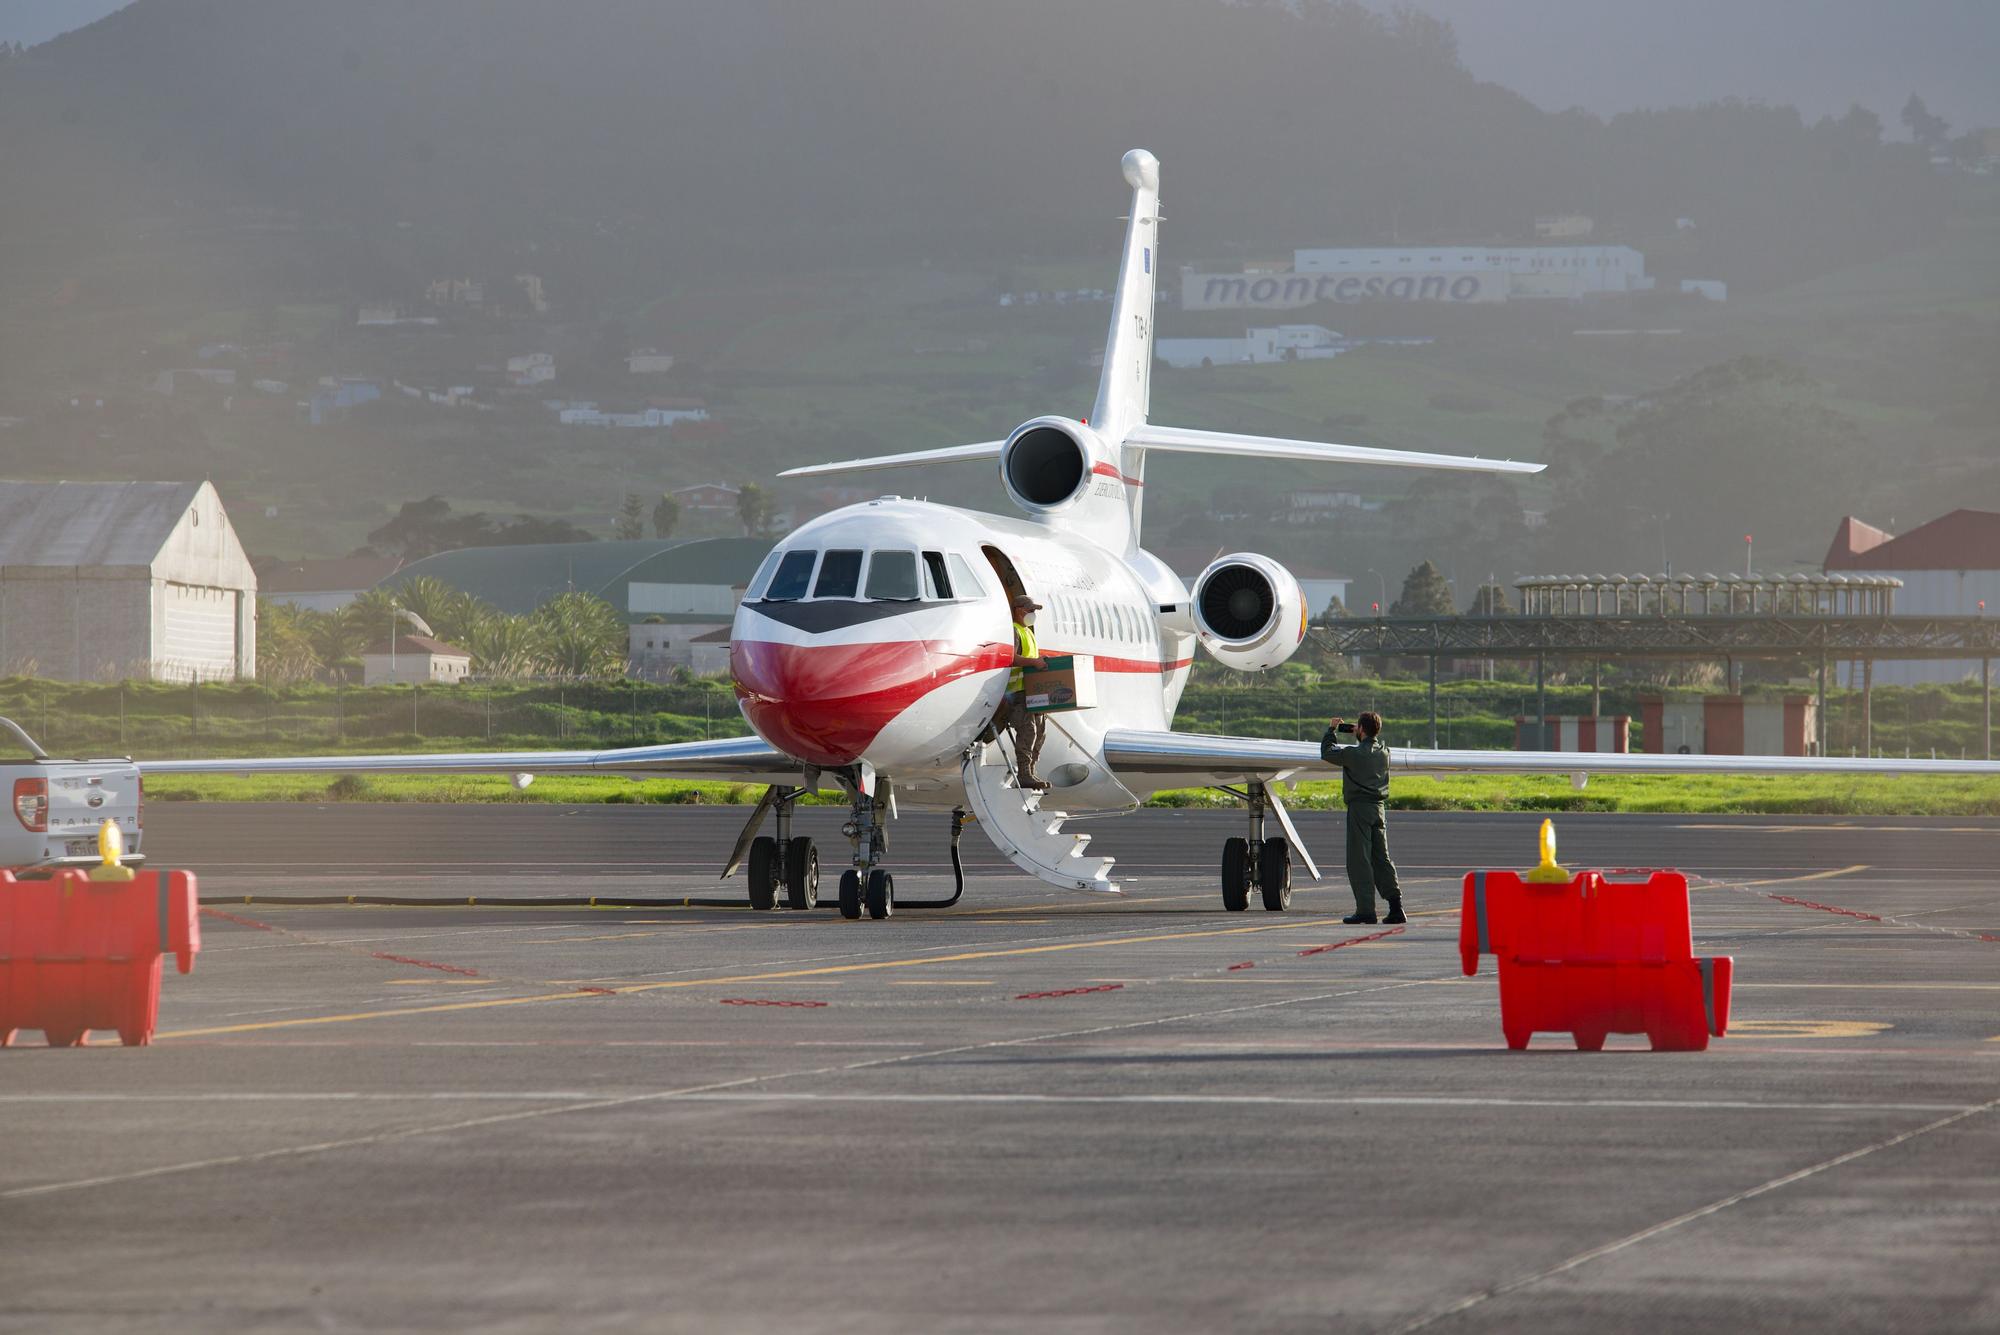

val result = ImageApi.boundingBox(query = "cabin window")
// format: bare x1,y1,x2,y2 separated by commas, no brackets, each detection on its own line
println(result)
762,550,818,602
865,550,921,601
947,552,986,599
921,551,953,600
813,549,864,598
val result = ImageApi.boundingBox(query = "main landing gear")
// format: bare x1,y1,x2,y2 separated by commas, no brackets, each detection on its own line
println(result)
1217,781,1290,913
733,779,968,920
745,786,819,911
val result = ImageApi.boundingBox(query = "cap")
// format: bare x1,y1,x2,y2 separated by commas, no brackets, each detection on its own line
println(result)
1010,593,1043,611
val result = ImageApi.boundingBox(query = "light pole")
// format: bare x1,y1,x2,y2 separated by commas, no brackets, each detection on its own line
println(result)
1364,568,1387,615
1744,533,1754,578
388,605,434,683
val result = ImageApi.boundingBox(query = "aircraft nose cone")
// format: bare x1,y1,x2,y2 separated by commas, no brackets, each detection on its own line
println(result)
731,639,933,768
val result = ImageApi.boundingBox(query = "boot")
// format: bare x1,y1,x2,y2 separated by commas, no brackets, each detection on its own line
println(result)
1382,899,1407,925
1018,771,1050,791
1342,911,1378,925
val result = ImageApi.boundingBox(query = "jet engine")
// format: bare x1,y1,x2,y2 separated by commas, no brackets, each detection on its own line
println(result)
1190,553,1308,671
999,416,1105,513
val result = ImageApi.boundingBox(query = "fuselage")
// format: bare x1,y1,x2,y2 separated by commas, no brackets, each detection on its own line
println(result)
728,497,1193,809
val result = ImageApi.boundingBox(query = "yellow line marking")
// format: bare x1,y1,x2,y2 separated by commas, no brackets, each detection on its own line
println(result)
1728,1020,1891,1039
158,915,1357,1039
1734,982,2000,991
540,931,671,943
889,980,996,987
1182,977,1352,985
1731,864,1870,888
383,979,498,986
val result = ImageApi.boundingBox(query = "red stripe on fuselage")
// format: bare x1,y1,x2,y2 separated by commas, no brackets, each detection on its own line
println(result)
1088,462,1144,487
732,638,1012,767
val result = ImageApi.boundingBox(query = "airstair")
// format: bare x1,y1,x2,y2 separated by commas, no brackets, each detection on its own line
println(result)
960,739,1120,895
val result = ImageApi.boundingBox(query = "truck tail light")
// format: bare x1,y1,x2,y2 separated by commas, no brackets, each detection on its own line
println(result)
13,778,48,833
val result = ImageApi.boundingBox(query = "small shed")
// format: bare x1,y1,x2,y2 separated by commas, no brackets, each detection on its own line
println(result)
361,634,472,685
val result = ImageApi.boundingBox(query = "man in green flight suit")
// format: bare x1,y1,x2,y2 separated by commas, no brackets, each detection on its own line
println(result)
1321,711,1405,925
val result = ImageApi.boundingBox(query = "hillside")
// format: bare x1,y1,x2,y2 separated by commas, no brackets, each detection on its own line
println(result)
0,0,1980,575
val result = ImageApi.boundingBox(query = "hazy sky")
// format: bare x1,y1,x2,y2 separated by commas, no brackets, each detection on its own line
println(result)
7,0,1998,132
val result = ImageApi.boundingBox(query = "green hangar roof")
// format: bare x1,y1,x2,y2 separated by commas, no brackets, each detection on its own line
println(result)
377,537,774,620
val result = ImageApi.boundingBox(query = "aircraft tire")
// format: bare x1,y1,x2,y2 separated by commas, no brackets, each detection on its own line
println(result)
747,836,779,911
1258,837,1291,912
866,869,894,920
1221,837,1250,912
785,837,819,910
838,869,863,920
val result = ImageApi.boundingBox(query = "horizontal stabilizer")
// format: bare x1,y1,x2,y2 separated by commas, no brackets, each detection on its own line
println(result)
778,440,1005,480
1124,425,1544,475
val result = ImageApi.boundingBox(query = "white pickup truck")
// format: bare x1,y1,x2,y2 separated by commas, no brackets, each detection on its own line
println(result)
0,718,143,871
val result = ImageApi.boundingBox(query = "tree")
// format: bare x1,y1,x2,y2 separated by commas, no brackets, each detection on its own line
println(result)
651,493,680,540
1465,583,1514,616
365,497,597,559
255,599,320,684
462,610,545,679
532,592,628,678
1390,560,1454,617
614,492,647,541
736,482,774,536
306,604,371,681
1901,93,1949,151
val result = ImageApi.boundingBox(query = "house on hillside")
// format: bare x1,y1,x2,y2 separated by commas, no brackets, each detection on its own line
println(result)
0,480,256,681
1824,509,2000,685
627,349,675,375
360,634,471,686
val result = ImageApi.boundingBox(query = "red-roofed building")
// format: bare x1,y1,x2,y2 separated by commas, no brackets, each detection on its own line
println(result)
361,634,472,685
1822,509,2000,684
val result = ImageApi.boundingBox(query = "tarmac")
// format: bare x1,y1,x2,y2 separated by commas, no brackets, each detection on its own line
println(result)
4,804,1997,1333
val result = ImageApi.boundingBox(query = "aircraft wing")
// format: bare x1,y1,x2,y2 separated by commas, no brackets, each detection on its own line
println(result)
1101,728,2000,788
138,734,799,784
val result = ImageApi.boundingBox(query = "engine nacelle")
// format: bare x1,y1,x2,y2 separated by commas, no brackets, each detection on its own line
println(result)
999,416,1107,514
1190,553,1307,671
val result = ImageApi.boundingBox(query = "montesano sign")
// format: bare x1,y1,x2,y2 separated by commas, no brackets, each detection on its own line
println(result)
1183,270,1503,311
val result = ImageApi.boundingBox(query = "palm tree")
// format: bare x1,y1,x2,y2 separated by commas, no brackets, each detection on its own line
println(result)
533,592,628,678
256,599,321,684
463,611,546,680
306,604,372,681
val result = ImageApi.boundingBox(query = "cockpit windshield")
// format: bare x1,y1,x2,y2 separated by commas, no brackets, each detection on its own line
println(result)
761,550,817,602
751,546,985,603
864,551,920,601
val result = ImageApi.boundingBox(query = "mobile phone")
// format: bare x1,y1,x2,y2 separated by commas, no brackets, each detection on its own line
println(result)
1336,722,1356,734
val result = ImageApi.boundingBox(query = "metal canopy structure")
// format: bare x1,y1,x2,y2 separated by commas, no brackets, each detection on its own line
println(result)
1313,614,2000,660
1311,614,1997,760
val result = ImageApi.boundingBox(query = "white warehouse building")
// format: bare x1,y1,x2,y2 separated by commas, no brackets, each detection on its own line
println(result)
0,480,257,682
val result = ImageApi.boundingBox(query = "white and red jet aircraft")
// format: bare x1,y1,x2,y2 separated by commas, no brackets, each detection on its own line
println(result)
149,151,2000,919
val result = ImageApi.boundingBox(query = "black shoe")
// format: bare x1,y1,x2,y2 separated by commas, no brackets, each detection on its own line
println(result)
1342,912,1378,925
1383,904,1407,925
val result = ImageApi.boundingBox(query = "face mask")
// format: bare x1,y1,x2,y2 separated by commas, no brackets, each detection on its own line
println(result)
1023,613,1037,626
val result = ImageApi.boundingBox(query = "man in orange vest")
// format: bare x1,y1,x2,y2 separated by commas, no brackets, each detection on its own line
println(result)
996,593,1048,789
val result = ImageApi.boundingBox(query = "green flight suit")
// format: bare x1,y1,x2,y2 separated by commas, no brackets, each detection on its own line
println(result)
1320,730,1402,917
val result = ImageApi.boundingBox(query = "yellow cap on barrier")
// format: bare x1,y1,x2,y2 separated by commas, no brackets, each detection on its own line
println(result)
1524,817,1571,883
88,818,138,882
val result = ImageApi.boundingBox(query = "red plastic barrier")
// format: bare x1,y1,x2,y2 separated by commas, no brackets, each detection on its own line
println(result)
1460,868,1730,1052
0,868,200,1047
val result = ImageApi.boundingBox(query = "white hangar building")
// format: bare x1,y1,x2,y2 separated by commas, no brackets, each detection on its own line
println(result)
0,480,257,682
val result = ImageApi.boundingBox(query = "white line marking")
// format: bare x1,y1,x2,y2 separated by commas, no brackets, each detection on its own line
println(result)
1389,1094,2000,1332
0,1093,1973,1113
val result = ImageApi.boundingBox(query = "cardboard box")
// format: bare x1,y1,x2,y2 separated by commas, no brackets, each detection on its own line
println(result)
1023,654,1097,713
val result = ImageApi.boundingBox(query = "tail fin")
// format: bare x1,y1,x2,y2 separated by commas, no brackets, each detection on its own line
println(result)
1091,149,1160,442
